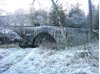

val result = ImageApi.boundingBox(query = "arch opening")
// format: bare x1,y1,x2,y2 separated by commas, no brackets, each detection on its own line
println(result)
32,32,57,48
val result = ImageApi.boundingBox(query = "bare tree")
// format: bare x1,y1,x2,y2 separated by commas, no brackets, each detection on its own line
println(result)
50,0,67,49
29,9,48,26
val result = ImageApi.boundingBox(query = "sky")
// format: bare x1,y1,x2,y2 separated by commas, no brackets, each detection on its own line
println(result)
0,0,99,15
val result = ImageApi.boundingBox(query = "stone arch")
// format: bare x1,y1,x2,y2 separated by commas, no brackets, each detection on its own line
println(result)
31,32,57,47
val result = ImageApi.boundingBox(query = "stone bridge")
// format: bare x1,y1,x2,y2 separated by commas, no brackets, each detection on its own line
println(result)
22,26,67,47
16,26,91,48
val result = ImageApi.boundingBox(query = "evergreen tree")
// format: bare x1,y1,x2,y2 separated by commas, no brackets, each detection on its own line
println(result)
49,4,66,26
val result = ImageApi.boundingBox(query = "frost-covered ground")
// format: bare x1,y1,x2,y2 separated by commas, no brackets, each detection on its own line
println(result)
0,41,99,74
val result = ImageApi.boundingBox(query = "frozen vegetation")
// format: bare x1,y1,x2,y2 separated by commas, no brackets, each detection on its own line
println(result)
0,41,99,74
0,0,99,74
0,27,22,43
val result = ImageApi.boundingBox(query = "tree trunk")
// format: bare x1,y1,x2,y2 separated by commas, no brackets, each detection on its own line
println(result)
88,0,93,43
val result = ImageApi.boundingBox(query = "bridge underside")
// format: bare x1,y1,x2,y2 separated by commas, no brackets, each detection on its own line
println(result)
31,32,57,48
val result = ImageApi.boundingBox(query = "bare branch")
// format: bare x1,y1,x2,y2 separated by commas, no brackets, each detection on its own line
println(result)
56,0,58,3
32,0,36,5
